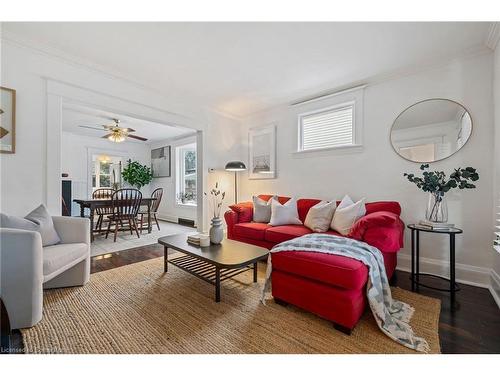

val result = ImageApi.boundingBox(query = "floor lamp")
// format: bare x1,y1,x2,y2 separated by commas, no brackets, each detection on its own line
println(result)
225,161,246,204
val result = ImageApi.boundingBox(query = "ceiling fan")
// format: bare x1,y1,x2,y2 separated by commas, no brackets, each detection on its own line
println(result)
78,118,148,143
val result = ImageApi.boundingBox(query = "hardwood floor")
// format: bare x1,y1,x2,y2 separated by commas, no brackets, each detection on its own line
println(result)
7,244,500,354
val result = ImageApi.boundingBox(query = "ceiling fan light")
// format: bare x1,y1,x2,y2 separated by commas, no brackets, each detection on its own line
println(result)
109,132,126,143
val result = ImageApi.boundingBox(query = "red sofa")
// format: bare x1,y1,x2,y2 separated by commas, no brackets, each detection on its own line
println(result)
224,195,404,332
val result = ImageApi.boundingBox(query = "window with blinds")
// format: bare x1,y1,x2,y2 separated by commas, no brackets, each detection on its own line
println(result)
298,103,355,151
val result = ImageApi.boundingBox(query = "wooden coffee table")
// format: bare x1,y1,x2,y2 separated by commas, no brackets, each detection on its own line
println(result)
158,234,269,302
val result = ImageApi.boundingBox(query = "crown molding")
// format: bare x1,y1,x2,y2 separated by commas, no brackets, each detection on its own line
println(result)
241,43,492,120
2,28,495,122
485,22,500,50
0,29,241,122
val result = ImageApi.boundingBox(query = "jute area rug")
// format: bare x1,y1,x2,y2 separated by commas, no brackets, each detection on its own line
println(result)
22,257,441,354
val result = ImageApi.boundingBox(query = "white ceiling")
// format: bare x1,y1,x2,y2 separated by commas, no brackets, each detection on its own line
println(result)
62,103,195,143
4,22,493,117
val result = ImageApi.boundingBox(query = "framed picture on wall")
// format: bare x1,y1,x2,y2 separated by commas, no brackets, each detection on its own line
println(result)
0,86,16,154
249,124,276,179
151,146,171,177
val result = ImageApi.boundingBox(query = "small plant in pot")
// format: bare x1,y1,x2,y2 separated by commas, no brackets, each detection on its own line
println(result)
121,159,153,190
204,182,226,244
404,164,479,223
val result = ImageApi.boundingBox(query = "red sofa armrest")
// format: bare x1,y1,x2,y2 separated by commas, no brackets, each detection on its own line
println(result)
224,210,239,239
348,211,405,253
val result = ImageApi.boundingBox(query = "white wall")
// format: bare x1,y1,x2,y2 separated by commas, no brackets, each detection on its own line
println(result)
0,39,242,230
492,34,500,303
149,135,197,224
239,52,495,286
61,131,151,213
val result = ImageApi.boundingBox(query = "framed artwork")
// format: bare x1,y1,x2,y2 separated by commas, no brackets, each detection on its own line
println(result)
151,146,171,177
0,86,16,154
248,124,276,179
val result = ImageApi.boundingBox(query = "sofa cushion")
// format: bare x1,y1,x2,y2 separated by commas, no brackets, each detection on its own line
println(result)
297,198,322,223
269,198,302,226
265,225,312,243
304,200,336,232
234,222,271,240
330,195,366,235
253,196,277,223
272,251,368,290
43,242,88,277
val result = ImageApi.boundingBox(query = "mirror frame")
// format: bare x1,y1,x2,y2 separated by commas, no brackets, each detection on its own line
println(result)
389,98,473,163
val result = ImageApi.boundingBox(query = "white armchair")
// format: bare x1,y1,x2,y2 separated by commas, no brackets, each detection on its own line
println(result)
0,216,90,329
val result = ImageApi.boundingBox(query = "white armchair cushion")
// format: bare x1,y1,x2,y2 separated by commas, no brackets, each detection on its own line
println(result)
43,243,89,280
1,204,60,246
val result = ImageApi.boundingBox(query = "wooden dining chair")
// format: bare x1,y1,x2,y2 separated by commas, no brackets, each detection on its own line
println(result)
139,188,163,233
92,188,115,234
105,188,142,242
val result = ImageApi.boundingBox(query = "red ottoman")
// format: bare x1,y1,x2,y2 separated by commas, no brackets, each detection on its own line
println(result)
271,251,369,333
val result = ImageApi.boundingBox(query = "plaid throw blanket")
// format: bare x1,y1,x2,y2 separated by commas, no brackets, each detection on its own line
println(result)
261,234,430,352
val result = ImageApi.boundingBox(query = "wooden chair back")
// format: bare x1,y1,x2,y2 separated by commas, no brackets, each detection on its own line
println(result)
151,188,163,213
111,188,142,218
93,188,115,215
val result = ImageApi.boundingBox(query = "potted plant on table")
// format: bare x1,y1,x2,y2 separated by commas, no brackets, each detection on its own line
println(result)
404,164,479,223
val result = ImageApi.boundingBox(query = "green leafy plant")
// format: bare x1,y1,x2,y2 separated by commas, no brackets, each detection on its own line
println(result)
121,159,153,189
404,164,479,194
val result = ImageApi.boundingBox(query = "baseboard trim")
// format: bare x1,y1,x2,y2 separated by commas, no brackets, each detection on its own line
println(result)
396,253,491,289
489,269,500,309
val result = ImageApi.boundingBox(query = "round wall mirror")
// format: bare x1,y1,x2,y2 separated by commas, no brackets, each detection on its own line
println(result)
390,99,472,163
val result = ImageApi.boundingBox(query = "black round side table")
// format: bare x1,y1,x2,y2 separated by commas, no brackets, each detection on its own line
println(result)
407,224,463,308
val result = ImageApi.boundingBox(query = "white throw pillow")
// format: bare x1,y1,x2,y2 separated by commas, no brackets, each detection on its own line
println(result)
269,198,302,226
252,196,277,223
330,195,366,235
304,200,337,232
0,204,61,246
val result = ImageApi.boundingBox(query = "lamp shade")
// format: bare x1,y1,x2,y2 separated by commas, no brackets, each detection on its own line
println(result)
225,161,246,171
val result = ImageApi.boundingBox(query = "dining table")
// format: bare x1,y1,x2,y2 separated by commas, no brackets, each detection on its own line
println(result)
73,197,157,242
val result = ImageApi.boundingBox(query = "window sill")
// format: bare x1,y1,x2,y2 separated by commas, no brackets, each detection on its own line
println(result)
176,202,197,208
292,144,364,157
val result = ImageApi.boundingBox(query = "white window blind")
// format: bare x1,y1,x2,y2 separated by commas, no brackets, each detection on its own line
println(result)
299,103,354,151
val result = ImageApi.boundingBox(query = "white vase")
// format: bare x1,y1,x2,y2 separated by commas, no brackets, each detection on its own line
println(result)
209,217,224,244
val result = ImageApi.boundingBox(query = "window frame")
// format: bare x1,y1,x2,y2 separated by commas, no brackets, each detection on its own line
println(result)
293,86,364,156
297,100,357,153
176,143,197,207
92,160,113,190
